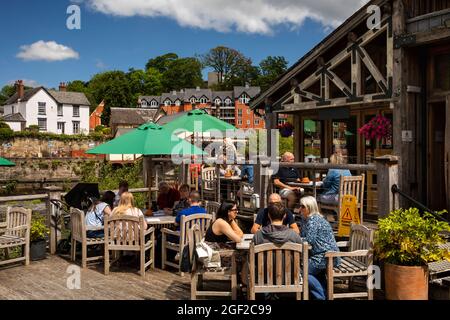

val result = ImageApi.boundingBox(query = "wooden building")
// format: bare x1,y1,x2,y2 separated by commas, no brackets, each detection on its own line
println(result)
251,0,450,213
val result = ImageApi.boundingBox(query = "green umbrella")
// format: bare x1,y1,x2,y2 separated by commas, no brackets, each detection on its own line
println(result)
163,109,236,134
86,122,204,155
0,157,15,166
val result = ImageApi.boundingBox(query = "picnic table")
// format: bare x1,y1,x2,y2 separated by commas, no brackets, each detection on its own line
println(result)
145,215,176,231
288,181,323,198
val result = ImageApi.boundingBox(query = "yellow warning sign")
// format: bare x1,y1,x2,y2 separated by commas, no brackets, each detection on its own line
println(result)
337,195,360,237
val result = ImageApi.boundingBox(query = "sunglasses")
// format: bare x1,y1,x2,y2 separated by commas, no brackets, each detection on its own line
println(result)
230,208,238,212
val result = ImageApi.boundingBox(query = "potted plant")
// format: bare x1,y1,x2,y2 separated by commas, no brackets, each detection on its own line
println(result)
358,114,392,141
277,122,294,137
30,214,50,261
374,208,450,300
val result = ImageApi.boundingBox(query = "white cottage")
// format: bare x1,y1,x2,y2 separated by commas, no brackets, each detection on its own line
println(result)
1,80,90,135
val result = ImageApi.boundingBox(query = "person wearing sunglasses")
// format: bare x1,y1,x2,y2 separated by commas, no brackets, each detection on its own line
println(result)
204,199,243,243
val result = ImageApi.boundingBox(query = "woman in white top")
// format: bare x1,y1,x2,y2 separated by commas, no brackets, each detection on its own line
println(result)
85,196,112,238
111,192,148,229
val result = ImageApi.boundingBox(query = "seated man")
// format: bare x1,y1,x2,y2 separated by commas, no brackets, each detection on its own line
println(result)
253,202,302,245
172,184,191,217
273,152,303,195
318,153,352,206
175,191,207,227
251,193,299,234
157,181,180,215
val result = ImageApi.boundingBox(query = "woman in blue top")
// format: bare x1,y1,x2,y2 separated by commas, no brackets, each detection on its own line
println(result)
85,191,114,238
299,196,340,300
319,153,351,205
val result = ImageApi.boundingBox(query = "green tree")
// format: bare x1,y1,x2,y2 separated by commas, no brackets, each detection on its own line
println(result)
257,56,288,91
0,85,16,105
66,80,96,111
145,53,178,73
161,57,203,91
201,46,259,89
88,71,133,125
127,68,163,103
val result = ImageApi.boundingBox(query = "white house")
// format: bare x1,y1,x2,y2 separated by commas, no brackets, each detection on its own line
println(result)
1,81,90,135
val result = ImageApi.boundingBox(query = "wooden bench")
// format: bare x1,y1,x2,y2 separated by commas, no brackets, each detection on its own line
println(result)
0,207,31,267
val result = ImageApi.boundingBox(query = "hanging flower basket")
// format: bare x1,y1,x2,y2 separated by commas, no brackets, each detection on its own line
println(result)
358,114,392,141
277,122,294,137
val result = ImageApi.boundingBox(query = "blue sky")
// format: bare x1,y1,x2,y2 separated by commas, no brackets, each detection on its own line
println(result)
0,0,366,89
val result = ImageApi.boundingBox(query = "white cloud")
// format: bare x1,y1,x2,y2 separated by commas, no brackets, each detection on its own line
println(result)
16,41,79,62
84,0,369,34
95,59,107,69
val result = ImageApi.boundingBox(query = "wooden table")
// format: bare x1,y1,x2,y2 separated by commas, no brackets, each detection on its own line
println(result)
145,215,176,230
236,234,254,250
288,181,323,198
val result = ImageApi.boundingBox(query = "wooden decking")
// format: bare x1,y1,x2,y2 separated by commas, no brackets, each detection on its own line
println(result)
0,255,190,300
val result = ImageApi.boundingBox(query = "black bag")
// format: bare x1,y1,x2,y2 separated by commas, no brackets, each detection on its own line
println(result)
180,244,192,273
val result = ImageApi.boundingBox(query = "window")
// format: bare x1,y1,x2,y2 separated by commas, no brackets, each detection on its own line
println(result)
175,100,181,106
38,102,46,115
225,98,232,106
73,105,80,117
141,100,147,107
247,109,251,115
238,109,242,117
57,105,63,116
164,100,171,106
219,108,235,119
151,100,158,107
332,117,358,164
214,98,221,106
73,121,80,134
38,118,47,131
303,119,323,161
435,53,450,91
57,122,65,134
11,106,15,114
246,120,250,125
254,119,260,125
190,97,196,104
199,97,208,104
239,94,250,104
238,119,242,125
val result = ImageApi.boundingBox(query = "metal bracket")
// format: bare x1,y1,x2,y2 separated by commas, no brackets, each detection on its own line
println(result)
394,33,416,49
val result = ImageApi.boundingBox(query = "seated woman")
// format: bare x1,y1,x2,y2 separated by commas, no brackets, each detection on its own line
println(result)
172,184,191,217
204,200,243,243
318,152,351,205
157,181,180,215
85,192,114,238
299,196,340,300
112,192,148,230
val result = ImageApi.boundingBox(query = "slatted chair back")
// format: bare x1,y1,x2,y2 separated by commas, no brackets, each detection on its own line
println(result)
189,166,200,191
188,224,203,273
180,214,212,250
205,201,220,220
70,208,86,243
104,215,145,251
5,207,32,238
201,167,216,190
339,174,365,222
249,242,309,300
348,223,374,266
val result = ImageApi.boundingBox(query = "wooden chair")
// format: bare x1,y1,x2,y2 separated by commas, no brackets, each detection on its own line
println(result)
248,242,309,300
189,166,200,191
161,213,212,273
0,207,31,267
237,182,255,220
204,201,220,220
319,174,365,224
104,215,155,278
325,223,374,300
188,224,237,300
201,167,217,201
70,208,105,268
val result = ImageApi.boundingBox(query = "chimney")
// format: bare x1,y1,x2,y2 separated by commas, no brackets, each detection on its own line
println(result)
172,90,177,95
15,80,24,99
196,86,200,91
59,82,67,92
245,82,250,89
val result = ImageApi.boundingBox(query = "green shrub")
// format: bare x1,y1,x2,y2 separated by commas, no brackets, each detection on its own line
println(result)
28,125,40,132
0,121,11,129
375,208,450,266
94,125,105,132
30,214,50,242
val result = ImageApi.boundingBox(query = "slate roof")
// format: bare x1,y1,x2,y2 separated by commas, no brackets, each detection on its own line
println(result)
4,87,42,105
184,88,212,100
48,90,91,106
139,96,161,105
110,107,158,126
233,86,261,99
1,112,26,122
211,91,234,101
161,91,185,103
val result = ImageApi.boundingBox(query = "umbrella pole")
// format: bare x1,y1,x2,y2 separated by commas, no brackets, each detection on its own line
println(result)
144,156,154,206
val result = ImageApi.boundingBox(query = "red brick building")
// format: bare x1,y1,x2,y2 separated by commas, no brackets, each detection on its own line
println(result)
138,85,265,129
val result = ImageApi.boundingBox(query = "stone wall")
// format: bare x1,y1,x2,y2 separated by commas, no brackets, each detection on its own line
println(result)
0,137,104,158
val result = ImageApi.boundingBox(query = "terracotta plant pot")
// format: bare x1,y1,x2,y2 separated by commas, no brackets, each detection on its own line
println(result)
384,263,428,300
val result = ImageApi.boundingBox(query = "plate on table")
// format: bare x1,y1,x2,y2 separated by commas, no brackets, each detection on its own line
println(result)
153,210,165,217
243,234,254,240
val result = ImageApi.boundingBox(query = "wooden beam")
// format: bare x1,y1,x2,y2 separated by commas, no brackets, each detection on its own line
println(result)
414,28,450,46
358,46,388,91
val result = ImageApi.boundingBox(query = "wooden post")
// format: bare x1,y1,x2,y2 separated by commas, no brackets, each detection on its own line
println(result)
143,156,154,204
45,186,62,254
446,95,450,209
375,155,399,217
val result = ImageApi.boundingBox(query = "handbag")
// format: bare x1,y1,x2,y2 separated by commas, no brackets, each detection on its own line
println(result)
195,239,221,268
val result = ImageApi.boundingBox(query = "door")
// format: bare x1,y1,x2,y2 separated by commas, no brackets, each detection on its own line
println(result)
428,101,447,211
